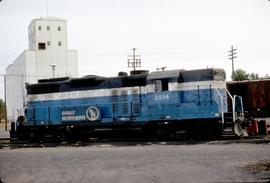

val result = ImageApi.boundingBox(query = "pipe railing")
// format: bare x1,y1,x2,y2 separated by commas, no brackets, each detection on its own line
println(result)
214,88,224,124
226,88,235,123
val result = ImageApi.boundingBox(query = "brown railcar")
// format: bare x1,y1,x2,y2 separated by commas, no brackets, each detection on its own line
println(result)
227,80,270,118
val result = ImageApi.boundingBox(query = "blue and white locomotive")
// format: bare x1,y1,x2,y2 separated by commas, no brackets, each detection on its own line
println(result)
11,68,247,141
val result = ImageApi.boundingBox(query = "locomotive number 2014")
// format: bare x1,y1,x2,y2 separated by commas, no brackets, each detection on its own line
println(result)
154,94,170,101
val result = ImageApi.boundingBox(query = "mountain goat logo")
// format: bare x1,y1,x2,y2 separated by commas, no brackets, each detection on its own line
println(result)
86,106,100,121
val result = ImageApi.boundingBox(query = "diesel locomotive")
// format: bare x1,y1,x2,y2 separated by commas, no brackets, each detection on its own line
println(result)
10,68,248,141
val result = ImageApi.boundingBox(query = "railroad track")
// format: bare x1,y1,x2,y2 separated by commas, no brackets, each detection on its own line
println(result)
0,136,269,149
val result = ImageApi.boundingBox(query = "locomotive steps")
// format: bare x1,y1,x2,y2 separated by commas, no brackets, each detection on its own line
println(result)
222,112,248,138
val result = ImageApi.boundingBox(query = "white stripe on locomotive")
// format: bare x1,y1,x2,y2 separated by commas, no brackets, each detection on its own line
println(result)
27,80,226,102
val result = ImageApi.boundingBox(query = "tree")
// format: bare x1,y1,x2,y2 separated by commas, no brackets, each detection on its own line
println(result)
262,74,270,79
0,99,5,108
233,69,270,81
248,73,260,80
233,69,249,81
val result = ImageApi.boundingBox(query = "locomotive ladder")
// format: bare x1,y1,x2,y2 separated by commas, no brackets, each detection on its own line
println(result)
215,88,248,137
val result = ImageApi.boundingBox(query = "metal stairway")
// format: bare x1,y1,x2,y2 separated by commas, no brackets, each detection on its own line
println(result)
215,88,248,138
222,112,235,137
222,111,248,137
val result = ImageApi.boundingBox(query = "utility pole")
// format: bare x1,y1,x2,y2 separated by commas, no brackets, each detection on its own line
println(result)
0,74,8,130
4,75,7,131
228,46,237,81
127,48,141,71
46,0,49,17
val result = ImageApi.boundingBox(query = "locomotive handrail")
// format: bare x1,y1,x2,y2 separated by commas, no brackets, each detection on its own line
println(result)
239,96,244,116
225,88,233,101
233,95,244,117
225,88,235,123
233,96,236,123
214,88,224,124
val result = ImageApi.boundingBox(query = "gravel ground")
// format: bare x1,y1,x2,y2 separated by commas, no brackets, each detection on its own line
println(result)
0,128,9,139
0,142,269,183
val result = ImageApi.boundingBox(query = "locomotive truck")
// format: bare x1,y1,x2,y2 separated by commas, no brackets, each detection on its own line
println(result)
10,68,248,141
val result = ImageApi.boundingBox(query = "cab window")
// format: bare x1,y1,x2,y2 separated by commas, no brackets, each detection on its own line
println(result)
154,79,168,92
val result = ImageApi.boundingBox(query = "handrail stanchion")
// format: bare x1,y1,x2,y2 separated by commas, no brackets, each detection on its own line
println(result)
225,88,235,123
214,88,224,124
232,95,236,123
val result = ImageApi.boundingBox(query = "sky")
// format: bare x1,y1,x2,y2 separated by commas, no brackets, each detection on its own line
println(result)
0,0,270,99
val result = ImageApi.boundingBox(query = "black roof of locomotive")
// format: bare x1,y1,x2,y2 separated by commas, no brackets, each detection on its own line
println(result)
26,73,148,94
26,68,225,95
